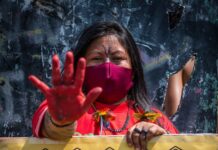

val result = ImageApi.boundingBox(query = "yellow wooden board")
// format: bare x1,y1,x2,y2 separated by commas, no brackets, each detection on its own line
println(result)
0,134,217,150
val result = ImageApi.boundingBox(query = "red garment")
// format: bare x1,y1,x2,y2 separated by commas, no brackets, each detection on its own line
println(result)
32,100,178,137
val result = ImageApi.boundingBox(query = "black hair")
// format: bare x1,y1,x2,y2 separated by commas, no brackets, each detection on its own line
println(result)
73,21,150,111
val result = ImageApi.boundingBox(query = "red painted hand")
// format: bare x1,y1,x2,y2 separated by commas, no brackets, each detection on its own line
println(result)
29,51,102,125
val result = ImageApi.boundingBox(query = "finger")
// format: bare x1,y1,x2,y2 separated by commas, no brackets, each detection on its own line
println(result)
126,132,133,147
126,126,135,147
63,51,74,85
132,128,141,150
52,54,61,86
28,75,49,95
82,87,102,112
140,128,148,150
147,126,166,141
74,58,86,91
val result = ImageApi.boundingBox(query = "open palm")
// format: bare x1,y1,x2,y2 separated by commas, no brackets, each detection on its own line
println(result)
29,51,102,125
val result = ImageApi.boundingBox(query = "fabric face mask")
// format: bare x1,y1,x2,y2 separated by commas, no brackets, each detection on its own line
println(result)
84,62,133,104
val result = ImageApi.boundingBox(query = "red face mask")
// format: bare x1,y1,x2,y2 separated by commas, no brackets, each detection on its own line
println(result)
84,62,133,104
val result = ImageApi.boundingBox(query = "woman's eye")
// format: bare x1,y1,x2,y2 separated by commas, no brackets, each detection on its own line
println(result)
91,57,103,61
112,56,125,61
113,58,121,61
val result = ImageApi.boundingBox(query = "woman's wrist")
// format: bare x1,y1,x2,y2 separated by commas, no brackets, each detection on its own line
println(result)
48,114,75,128
42,111,77,140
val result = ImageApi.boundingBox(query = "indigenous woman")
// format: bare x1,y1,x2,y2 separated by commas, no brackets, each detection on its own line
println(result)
29,21,178,150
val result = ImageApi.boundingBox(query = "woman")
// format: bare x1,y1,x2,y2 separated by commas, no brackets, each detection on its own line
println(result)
29,21,178,150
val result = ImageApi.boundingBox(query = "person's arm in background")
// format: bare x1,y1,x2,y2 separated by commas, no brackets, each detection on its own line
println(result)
30,51,102,140
164,56,195,117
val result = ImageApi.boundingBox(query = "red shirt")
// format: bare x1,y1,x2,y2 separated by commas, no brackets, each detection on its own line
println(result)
32,100,178,137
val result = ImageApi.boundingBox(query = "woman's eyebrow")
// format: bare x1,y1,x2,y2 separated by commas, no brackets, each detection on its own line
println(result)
110,50,126,55
86,49,104,56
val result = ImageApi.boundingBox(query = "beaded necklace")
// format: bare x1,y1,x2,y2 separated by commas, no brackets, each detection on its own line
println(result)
92,102,130,135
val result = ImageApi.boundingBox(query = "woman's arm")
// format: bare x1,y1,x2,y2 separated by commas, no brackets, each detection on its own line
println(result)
126,122,167,150
126,108,178,150
30,51,102,139
41,111,76,140
32,100,76,140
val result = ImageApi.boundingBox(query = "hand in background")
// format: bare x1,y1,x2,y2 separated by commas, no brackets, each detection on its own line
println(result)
29,51,102,126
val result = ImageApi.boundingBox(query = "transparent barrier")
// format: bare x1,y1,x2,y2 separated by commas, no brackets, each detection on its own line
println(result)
0,134,217,150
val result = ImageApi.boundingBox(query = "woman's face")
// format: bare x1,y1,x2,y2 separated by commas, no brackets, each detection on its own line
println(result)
85,35,131,69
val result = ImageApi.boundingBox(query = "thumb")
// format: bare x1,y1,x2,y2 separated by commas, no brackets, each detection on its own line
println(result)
28,75,49,95
83,87,102,111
